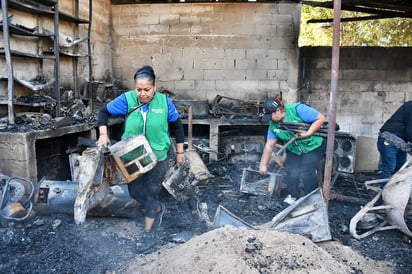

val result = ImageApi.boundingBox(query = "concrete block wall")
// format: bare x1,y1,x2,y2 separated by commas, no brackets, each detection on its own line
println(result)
111,3,301,103
299,47,412,137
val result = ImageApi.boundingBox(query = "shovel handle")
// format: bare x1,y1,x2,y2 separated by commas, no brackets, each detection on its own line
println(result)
275,134,298,156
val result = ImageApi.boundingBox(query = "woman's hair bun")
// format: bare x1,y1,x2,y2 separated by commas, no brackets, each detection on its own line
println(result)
134,65,156,82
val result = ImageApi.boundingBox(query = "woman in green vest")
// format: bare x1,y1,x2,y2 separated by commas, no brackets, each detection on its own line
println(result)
97,65,185,253
259,98,326,198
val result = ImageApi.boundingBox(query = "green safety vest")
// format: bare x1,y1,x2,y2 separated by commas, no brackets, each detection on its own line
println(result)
269,103,323,155
122,91,170,161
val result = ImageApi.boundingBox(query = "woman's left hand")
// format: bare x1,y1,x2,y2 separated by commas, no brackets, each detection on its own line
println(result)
176,153,185,167
298,132,310,139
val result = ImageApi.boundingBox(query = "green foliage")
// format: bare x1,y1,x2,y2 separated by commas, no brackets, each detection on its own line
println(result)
299,4,412,47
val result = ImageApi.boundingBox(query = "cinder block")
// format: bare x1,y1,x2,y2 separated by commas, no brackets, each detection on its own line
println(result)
245,69,267,81
216,80,259,96
272,14,294,24
224,49,246,59
149,24,170,34
161,14,181,25
117,14,138,26
276,23,294,36
268,69,288,80
175,80,195,90
184,69,204,80
258,80,279,91
194,80,215,90
138,15,159,25
235,59,257,70
180,15,201,24
257,59,278,70
204,70,225,80
278,3,298,15
385,91,410,102
267,49,288,59
202,59,226,70
190,3,214,14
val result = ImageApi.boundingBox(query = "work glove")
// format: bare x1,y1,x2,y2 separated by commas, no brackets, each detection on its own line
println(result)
397,140,412,153
381,131,411,152
405,142,412,153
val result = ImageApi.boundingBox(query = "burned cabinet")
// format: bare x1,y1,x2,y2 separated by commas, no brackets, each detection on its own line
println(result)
0,0,91,124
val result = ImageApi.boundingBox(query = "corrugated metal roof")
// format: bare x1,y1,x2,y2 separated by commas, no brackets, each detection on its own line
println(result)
303,0,412,21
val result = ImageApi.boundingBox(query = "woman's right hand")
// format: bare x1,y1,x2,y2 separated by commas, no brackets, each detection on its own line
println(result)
97,133,110,148
259,163,268,175
176,153,185,167
97,126,110,148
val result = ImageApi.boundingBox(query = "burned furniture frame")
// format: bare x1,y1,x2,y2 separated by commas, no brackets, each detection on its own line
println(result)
181,118,267,162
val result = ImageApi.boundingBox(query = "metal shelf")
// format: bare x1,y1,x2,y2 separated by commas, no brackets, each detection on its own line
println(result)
0,48,55,59
0,20,52,37
1,0,92,123
32,0,57,6
1,76,55,91
1,0,89,24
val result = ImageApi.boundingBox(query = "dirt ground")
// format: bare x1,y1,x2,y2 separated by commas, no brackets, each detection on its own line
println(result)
1,161,411,274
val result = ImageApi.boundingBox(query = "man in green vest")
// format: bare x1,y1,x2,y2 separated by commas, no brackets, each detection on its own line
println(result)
259,98,326,198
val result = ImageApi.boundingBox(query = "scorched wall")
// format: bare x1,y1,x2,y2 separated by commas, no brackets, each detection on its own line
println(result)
110,2,301,103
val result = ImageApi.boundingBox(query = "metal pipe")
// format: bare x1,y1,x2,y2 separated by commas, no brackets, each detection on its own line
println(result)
54,2,61,116
188,106,193,149
88,0,93,83
1,0,15,125
275,134,298,156
323,0,342,202
74,0,79,98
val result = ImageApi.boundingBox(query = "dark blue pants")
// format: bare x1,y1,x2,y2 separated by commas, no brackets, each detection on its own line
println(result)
128,151,173,218
377,136,407,180
284,141,326,198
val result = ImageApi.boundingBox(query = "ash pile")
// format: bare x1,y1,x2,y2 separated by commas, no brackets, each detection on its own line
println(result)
1,155,412,273
1,94,412,273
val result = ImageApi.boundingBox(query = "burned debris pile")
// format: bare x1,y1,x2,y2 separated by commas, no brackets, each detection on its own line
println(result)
1,156,412,273
0,96,96,133
0,81,118,133
0,94,411,273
